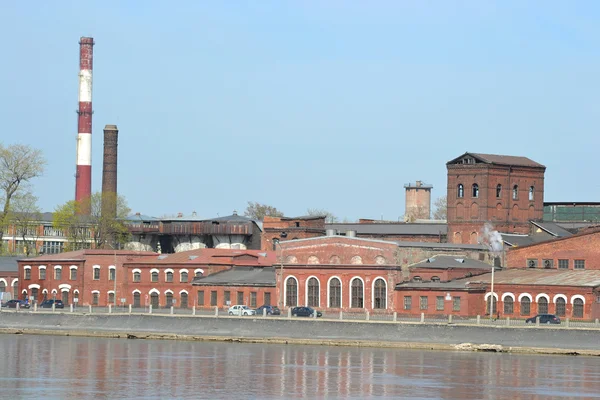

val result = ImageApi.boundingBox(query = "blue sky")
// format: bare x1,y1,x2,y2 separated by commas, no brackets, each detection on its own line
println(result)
1,1,599,221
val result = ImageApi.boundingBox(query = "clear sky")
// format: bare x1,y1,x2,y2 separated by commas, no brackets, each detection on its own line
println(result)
1,1,599,221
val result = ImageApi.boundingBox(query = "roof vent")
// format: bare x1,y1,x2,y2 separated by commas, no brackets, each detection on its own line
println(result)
233,210,238,216
455,258,465,263
427,257,436,263
158,255,168,260
189,255,198,260
177,212,183,218
192,211,197,217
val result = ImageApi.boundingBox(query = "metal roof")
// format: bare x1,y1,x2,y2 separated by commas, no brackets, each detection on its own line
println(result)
0,257,19,272
395,280,485,291
501,234,539,247
191,267,276,287
127,248,275,266
410,256,495,270
471,269,600,288
395,241,487,250
18,249,157,262
326,223,447,236
530,221,573,238
447,152,545,168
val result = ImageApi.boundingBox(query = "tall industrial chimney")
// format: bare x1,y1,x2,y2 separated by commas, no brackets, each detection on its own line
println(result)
101,125,119,219
75,37,94,210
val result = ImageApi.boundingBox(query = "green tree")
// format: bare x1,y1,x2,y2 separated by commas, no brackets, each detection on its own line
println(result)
244,201,284,220
0,143,45,253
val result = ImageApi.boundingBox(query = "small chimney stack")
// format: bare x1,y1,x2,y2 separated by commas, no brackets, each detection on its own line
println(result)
101,124,119,221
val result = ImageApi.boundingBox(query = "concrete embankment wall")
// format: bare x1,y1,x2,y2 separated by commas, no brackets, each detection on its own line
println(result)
1,313,599,356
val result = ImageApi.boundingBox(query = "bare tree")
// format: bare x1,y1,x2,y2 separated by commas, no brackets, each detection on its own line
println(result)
8,192,42,256
244,201,284,220
306,208,338,223
0,143,45,252
432,196,447,220
403,205,429,222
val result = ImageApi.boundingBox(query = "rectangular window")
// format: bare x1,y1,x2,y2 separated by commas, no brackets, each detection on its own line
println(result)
224,290,231,305
133,273,140,282
436,296,444,311
197,290,205,306
70,269,77,280
55,268,62,280
527,259,538,268
264,292,271,306
558,259,569,269
574,260,585,270
92,293,99,305
25,269,31,280
109,269,115,281
404,296,412,310
210,291,217,306
250,292,257,308
542,259,553,269
419,296,428,310
237,291,244,305
39,269,46,280
453,297,461,312
108,292,115,304
93,268,100,280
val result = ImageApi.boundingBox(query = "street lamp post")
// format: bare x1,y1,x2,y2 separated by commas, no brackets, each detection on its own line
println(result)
276,241,284,309
489,263,495,321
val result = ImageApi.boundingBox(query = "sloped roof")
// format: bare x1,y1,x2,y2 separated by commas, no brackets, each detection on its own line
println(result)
126,248,275,266
18,249,157,262
0,257,19,272
410,255,495,270
447,152,545,168
472,269,600,288
530,221,573,238
501,234,539,247
326,223,447,236
191,266,276,287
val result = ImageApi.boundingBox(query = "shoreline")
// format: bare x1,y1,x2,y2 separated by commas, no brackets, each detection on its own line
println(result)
1,327,598,357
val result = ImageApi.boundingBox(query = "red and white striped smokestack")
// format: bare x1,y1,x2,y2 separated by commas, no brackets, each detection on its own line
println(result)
75,36,94,208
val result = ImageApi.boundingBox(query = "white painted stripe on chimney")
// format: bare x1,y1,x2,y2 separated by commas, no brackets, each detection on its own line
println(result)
78,69,93,103
76,133,92,166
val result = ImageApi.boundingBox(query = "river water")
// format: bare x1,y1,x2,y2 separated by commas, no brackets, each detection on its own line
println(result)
0,335,598,399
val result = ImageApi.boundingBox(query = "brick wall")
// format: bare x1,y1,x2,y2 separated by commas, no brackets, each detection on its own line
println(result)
194,285,275,310
395,289,485,317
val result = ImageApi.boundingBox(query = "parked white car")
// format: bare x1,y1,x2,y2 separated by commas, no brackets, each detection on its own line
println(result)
228,305,256,316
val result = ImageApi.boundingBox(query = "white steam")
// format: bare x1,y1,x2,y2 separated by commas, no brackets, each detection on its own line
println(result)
481,222,504,255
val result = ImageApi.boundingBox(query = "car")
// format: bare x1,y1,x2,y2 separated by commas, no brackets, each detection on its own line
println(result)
525,314,560,324
228,305,256,316
40,300,65,309
2,299,30,309
291,306,322,318
255,305,281,316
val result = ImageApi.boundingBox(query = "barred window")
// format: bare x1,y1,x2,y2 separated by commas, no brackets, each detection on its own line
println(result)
573,298,584,318
419,296,428,310
92,293,99,305
453,296,461,312
286,277,298,307
574,260,585,270
237,291,244,305
503,297,514,314
250,292,257,308
329,278,341,308
520,297,531,316
224,291,231,304
487,296,497,314
555,298,566,316
133,292,141,308
404,296,412,310
264,292,271,306
373,278,386,309
538,297,548,314
558,259,569,269
307,277,319,307
166,292,173,307
351,278,364,308
197,290,205,306
181,293,188,308
436,296,444,311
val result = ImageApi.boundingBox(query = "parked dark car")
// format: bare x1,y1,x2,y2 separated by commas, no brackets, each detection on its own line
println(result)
526,314,560,324
291,306,322,318
2,299,30,309
255,305,281,315
40,300,65,309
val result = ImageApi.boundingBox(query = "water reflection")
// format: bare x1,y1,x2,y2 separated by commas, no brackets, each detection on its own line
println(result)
0,335,598,399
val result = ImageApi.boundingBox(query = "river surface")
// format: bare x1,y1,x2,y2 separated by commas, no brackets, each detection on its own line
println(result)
0,335,598,399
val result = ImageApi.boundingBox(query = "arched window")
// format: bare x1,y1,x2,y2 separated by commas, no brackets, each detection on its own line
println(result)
151,271,159,282
133,292,141,308
166,271,174,283
512,185,519,200
496,184,502,198
13,280,19,299
520,297,531,316
329,278,341,308
351,278,364,308
166,292,173,307
486,296,497,315
529,186,535,201
180,271,188,283
307,277,319,307
555,298,566,316
472,184,479,198
457,184,464,198
286,277,298,307
503,297,514,314
181,292,188,308
195,270,203,278
150,292,159,308
0,281,5,292
538,297,548,314
133,271,141,282
412,276,422,282
573,298,584,318
431,276,440,283
373,278,386,309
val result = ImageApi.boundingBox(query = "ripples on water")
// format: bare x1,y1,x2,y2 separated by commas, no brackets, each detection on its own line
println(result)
0,335,598,399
